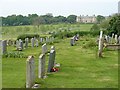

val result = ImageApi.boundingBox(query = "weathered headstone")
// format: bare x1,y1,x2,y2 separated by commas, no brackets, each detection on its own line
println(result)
19,40,23,50
36,39,39,47
47,50,55,72
115,34,118,44
46,37,49,43
1,40,7,54
118,36,120,44
111,33,114,44
98,31,103,57
42,43,47,54
38,54,46,78
26,56,35,88
51,37,54,42
70,38,75,46
40,38,43,43
25,38,29,48
31,38,34,47
16,40,19,48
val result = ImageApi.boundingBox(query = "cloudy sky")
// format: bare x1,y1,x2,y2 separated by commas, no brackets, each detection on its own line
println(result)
0,0,119,17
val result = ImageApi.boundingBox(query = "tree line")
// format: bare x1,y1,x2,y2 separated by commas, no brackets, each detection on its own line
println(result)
1,14,77,26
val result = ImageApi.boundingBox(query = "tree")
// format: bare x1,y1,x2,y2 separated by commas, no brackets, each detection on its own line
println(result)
107,14,120,35
91,24,100,31
99,19,109,30
67,15,77,23
33,16,45,28
96,15,105,24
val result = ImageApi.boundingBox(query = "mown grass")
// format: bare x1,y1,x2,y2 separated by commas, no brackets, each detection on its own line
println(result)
2,35,118,88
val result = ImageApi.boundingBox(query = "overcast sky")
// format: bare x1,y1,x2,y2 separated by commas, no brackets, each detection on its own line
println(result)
0,0,119,17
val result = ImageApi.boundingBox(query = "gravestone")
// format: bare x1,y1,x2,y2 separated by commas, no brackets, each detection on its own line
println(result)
25,38,29,48
98,31,103,57
36,39,39,47
42,43,47,54
26,56,35,88
19,40,23,50
115,34,118,44
70,38,75,46
16,40,19,48
118,36,120,44
31,38,34,47
51,37,54,42
104,35,108,43
40,38,43,43
107,35,111,44
111,33,114,44
38,54,46,78
46,37,49,43
1,40,7,54
47,50,55,72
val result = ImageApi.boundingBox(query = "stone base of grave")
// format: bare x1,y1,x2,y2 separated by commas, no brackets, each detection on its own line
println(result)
32,84,40,88
105,44,120,50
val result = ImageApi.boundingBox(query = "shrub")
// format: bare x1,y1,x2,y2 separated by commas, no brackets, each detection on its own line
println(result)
2,52,27,58
17,34,40,42
82,40,97,49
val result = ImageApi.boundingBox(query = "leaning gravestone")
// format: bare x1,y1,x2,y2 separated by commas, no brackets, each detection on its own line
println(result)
1,40,7,54
47,50,55,72
26,56,35,88
98,31,103,57
38,54,46,78
70,38,75,46
42,43,47,54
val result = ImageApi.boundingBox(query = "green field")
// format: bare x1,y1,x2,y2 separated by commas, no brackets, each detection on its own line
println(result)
2,24,118,88
2,24,92,40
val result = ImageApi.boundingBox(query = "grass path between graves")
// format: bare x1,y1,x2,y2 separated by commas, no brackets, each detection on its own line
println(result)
2,36,118,88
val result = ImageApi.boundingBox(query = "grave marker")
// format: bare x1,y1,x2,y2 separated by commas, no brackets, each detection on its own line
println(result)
115,34,118,44
38,54,46,78
47,50,55,72
26,56,35,88
31,38,34,47
70,38,75,46
42,43,47,54
1,40,7,54
118,36,120,44
25,38,29,48
98,31,103,57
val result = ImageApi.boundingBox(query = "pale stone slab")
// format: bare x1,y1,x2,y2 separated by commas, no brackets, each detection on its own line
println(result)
98,31,103,57
47,50,55,72
38,54,46,78
1,40,7,54
26,56,35,88
42,43,47,54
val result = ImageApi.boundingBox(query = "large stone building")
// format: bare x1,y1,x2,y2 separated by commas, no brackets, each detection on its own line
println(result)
118,1,120,13
76,15,97,23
